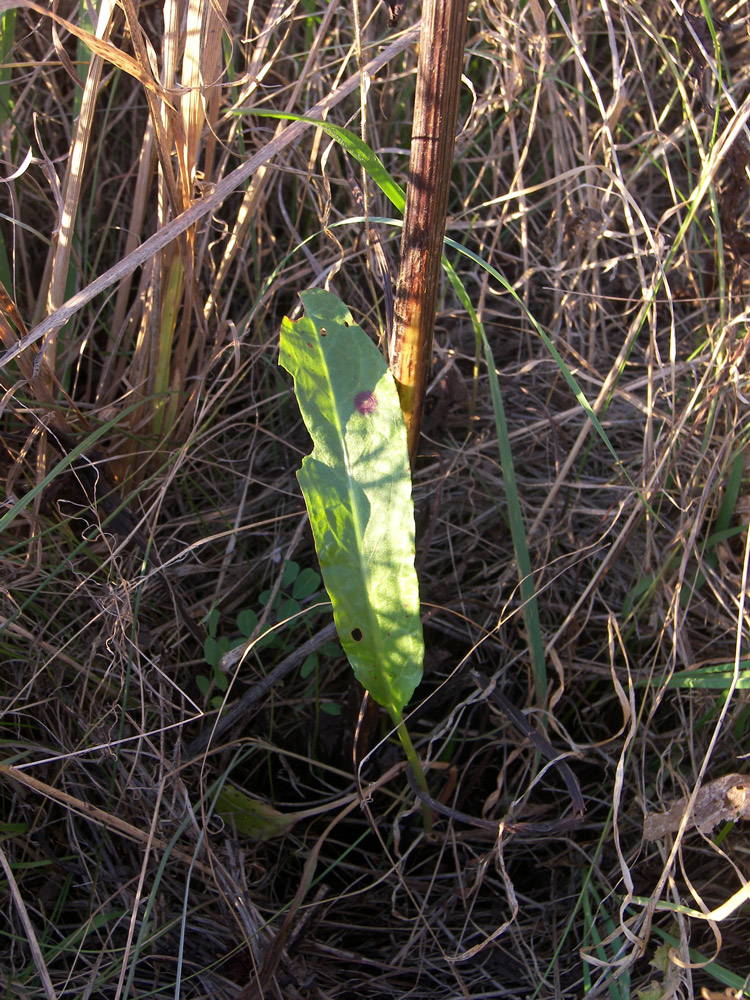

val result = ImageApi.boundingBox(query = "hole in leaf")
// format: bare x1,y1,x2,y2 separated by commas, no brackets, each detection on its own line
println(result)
351,628,363,642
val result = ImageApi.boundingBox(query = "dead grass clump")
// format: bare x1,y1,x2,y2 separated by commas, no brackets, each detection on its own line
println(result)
3,0,750,997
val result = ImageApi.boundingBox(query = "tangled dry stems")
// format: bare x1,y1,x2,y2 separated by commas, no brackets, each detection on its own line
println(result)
2,0,750,997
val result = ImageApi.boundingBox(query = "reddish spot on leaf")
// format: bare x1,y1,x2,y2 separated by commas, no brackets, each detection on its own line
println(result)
354,390,377,415
306,341,314,349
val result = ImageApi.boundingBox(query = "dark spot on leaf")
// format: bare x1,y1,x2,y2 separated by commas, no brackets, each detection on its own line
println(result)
354,391,377,415
306,341,313,348
351,628,363,642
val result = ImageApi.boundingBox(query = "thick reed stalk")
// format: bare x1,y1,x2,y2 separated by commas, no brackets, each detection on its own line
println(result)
389,0,470,466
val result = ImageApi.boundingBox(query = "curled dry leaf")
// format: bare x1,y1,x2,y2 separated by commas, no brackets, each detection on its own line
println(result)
644,774,750,840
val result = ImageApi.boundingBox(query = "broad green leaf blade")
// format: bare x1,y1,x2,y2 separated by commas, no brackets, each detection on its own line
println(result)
279,289,423,720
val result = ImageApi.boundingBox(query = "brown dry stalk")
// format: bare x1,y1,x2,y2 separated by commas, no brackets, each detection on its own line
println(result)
389,0,469,465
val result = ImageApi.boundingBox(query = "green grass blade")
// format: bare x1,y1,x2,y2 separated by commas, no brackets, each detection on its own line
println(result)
443,258,547,702
0,8,15,126
239,109,406,212
443,237,651,513
279,288,423,720
644,661,750,690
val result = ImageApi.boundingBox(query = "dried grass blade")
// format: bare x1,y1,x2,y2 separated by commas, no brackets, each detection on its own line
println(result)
44,0,118,369
0,842,58,1000
0,0,172,101
1,25,419,371
180,0,229,191
0,762,214,875
119,0,184,219
204,0,340,318
108,122,156,345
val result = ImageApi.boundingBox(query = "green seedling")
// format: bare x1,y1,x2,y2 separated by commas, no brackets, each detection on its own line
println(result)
198,646,229,705
197,560,337,710
214,782,353,839
279,288,428,806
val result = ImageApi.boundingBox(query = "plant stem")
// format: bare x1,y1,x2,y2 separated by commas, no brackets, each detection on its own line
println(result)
394,715,432,835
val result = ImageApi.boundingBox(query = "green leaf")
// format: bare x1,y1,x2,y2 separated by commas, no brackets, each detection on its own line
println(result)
237,607,257,637
300,652,318,678
281,559,300,588
256,629,277,649
293,566,321,600
279,289,423,720
277,597,301,622
204,636,222,669
214,785,295,840
259,588,278,609
205,606,220,637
